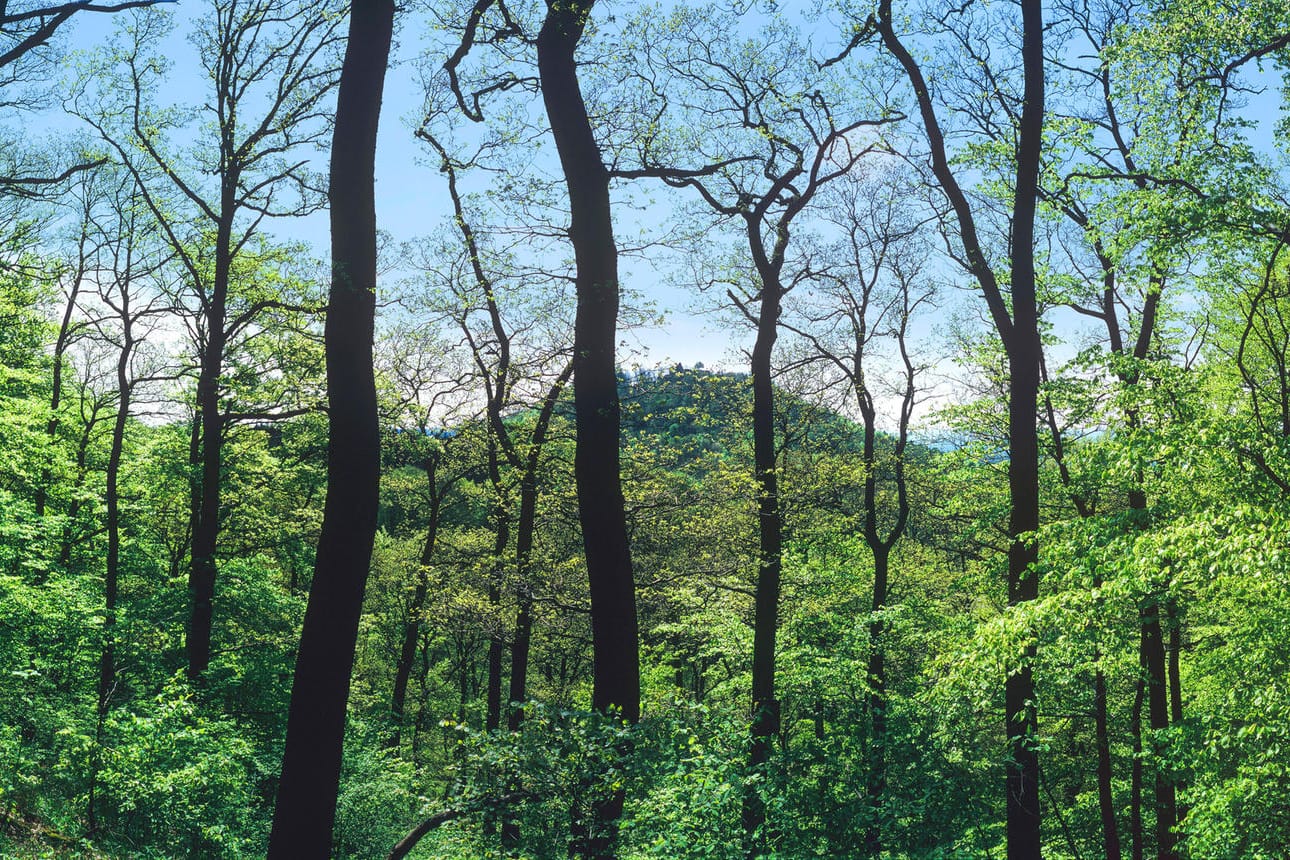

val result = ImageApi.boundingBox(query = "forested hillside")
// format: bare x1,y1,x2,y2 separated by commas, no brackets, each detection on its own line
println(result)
2,0,1290,857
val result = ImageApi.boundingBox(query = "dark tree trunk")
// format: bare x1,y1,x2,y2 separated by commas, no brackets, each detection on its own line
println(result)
508,362,571,731
186,202,233,680
1131,678,1145,860
266,0,392,853
1002,3,1045,855
1167,601,1188,826
537,4,639,857
99,332,134,713
61,406,104,568
391,457,442,748
486,441,508,733
503,366,569,850
37,271,84,524
742,279,783,856
1140,593,1176,859
1094,665,1123,860
864,544,889,857
1129,482,1177,860
878,2,1045,853
856,351,911,857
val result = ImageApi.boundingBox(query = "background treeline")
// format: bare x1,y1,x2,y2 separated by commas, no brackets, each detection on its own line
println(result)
1,0,1290,858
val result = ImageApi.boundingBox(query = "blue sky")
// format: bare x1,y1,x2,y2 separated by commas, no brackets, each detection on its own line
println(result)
39,1,1290,385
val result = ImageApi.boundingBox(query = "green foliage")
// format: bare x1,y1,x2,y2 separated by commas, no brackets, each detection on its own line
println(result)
89,677,261,858
332,721,424,860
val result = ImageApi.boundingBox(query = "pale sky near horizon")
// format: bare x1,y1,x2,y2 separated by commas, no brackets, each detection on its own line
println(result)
36,1,1290,390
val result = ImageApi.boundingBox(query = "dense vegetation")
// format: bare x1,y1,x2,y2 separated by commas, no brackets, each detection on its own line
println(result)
2,0,1290,857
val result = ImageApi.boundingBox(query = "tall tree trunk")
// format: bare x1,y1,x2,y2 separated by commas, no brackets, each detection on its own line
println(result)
99,337,133,713
1094,664,1122,860
486,441,508,732
1167,600,1187,826
61,407,103,568
503,365,570,850
877,2,1046,852
88,314,135,837
391,457,442,748
743,282,783,856
1129,482,1177,860
1130,679,1145,860
864,544,889,857
186,202,233,679
267,0,392,853
1003,1,1045,853
508,362,571,731
37,271,84,524
537,4,639,857
1140,592,1176,859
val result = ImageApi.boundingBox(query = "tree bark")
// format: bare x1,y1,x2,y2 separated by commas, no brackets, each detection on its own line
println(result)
486,439,508,733
1094,665,1123,860
266,0,392,853
1130,678,1145,860
1002,4,1045,855
537,3,640,856
537,0,639,724
185,200,234,679
99,319,134,713
508,362,571,731
743,280,783,855
391,455,443,748
877,2,1046,852
1140,591,1176,859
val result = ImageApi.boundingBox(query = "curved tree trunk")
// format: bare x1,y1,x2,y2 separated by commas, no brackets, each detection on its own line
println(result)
537,4,640,855
267,0,392,853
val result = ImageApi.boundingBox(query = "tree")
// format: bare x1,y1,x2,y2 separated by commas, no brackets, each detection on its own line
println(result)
267,0,393,852
0,0,163,202
781,166,934,855
73,168,181,830
610,11,895,847
868,0,1047,854
437,0,644,852
70,0,343,677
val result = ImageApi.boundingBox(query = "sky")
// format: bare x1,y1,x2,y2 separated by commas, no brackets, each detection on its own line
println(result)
34,0,1290,395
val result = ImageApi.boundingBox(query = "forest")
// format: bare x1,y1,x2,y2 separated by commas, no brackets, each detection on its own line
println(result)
1,0,1289,857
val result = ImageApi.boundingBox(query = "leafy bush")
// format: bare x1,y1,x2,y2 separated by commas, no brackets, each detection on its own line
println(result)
93,676,261,858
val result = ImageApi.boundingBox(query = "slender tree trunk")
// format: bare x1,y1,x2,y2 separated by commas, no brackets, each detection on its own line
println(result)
864,544,889,857
743,282,783,856
503,366,570,850
1094,664,1122,860
36,275,83,523
1129,485,1177,860
877,1,1045,852
60,410,101,568
99,342,133,713
538,5,639,857
486,442,508,733
89,320,135,838
507,363,571,731
391,458,442,748
1002,3,1045,856
1140,593,1176,859
186,203,233,679
267,1,392,853
1130,678,1145,860
1167,601,1188,826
